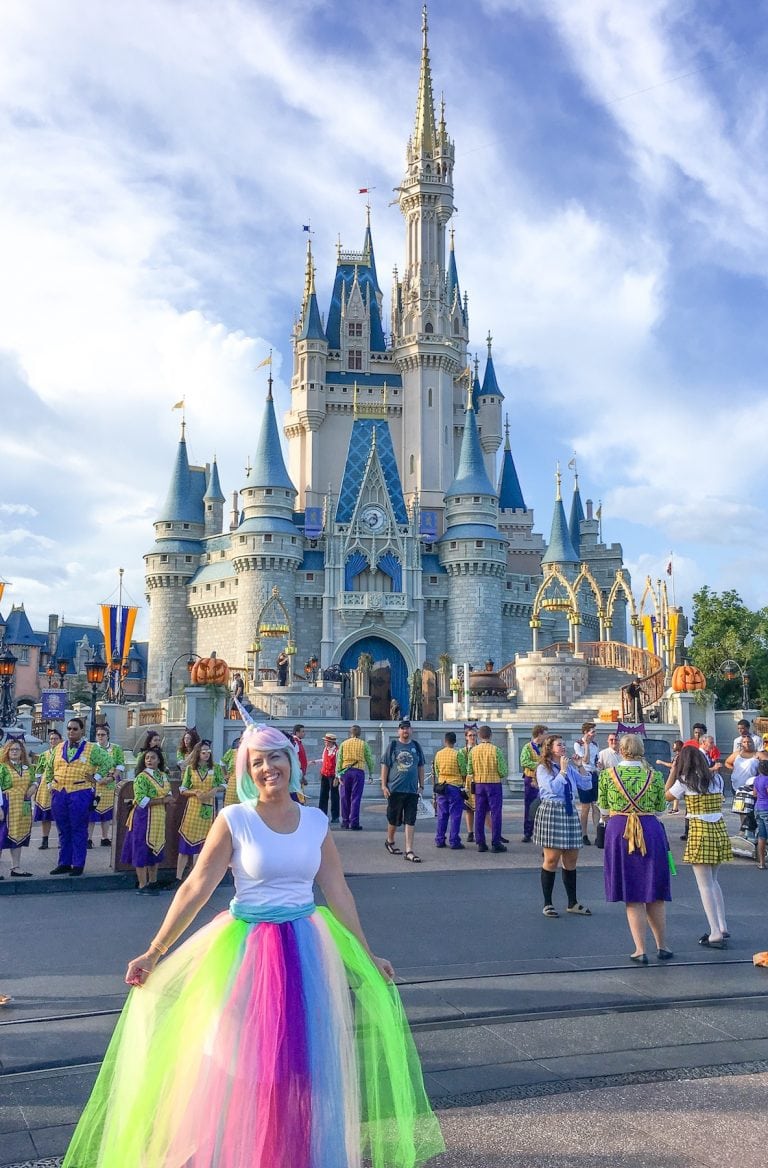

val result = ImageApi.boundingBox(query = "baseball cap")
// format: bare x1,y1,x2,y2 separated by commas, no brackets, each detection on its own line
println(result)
398,719,412,728
324,733,337,741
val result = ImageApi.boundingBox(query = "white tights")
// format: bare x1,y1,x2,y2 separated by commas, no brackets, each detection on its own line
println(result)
692,864,728,940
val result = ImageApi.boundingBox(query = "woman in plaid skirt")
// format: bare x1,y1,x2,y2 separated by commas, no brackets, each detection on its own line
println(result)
533,735,594,918
667,745,732,949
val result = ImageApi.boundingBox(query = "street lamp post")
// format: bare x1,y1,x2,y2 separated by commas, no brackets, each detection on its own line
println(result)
57,658,68,692
719,659,750,711
85,652,107,741
168,653,199,697
0,647,18,727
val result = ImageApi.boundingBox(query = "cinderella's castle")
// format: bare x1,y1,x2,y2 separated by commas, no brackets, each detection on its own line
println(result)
144,12,629,711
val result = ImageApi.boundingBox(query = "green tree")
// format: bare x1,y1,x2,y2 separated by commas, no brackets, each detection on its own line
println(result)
688,588,768,710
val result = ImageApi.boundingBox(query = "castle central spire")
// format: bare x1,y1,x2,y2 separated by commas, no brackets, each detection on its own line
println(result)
413,5,437,156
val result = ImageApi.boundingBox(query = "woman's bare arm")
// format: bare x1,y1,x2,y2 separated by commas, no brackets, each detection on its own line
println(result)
125,814,233,985
316,832,394,979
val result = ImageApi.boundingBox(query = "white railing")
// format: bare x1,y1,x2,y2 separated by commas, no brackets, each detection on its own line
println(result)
337,592,408,611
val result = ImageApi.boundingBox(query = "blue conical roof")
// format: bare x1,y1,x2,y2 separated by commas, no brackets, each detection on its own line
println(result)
481,353,503,399
447,242,461,309
363,214,381,294
498,425,526,511
568,480,585,556
159,435,203,524
248,385,295,492
298,290,326,341
446,399,495,498
204,458,225,503
542,480,579,565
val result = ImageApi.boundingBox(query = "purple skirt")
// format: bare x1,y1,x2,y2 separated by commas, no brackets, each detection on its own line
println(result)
34,805,53,822
603,815,671,903
0,793,8,850
120,805,165,868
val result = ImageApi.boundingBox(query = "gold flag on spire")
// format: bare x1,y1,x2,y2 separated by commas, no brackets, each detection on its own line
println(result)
255,354,272,369
171,399,184,410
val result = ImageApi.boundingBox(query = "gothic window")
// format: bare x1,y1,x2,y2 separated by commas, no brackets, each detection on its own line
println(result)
427,387,433,407
453,318,459,335
348,350,362,370
444,425,448,444
425,322,433,334
409,454,415,475
348,322,363,337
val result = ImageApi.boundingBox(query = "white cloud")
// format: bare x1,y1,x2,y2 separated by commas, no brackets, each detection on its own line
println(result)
0,503,37,517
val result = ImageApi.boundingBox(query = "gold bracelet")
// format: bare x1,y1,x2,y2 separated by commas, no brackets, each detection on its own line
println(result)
149,939,169,956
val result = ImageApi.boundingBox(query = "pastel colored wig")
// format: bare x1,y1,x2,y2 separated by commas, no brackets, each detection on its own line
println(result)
235,724,302,803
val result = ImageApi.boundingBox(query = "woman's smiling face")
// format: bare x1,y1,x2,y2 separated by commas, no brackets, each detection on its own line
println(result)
248,748,291,796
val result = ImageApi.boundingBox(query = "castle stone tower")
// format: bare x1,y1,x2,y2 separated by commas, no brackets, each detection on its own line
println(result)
233,376,302,668
145,427,205,697
203,458,225,538
439,389,506,662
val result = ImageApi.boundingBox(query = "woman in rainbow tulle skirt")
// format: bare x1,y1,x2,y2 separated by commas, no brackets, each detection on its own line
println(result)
63,724,444,1168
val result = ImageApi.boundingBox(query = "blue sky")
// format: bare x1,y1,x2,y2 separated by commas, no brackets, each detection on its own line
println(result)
1,0,767,641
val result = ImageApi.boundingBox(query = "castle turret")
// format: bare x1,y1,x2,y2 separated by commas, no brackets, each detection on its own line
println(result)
145,424,205,698
393,8,464,519
233,376,303,668
439,387,506,662
541,466,579,570
203,457,225,537
568,463,585,558
476,332,503,483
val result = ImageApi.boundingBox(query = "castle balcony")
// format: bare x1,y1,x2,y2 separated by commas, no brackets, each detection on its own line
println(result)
336,591,409,629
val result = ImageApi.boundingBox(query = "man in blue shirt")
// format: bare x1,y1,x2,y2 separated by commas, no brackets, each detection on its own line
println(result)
381,719,425,863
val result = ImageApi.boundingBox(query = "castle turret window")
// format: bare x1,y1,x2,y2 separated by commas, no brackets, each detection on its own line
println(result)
348,350,362,370
348,322,362,337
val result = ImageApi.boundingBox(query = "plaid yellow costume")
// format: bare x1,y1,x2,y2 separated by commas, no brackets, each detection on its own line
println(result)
222,748,239,807
33,749,55,814
179,765,224,852
683,792,732,865
123,770,173,865
0,762,33,847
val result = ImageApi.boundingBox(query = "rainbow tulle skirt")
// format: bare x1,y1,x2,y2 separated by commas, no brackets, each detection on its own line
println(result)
63,907,444,1168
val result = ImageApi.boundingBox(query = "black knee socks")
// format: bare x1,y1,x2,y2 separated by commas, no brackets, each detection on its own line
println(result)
541,868,556,905
562,867,577,908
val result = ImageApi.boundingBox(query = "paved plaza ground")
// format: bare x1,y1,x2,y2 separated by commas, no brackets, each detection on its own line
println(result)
2,786,768,1166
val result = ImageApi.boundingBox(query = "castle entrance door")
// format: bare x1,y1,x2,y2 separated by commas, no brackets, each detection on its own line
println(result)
339,637,408,721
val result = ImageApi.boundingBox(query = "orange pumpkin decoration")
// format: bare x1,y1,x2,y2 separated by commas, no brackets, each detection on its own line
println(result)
191,656,230,686
671,664,706,692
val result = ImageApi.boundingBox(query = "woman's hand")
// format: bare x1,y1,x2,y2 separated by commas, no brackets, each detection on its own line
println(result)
371,954,395,981
125,950,159,988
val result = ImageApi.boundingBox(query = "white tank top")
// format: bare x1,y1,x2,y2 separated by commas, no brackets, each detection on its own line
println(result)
221,803,328,909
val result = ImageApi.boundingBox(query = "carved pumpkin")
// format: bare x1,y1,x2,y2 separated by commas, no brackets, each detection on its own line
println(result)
191,656,230,686
671,664,706,692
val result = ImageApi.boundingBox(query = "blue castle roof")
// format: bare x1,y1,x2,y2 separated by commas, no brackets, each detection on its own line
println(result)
159,436,205,525
336,419,408,525
326,264,387,352
248,386,295,493
481,352,504,399
3,606,46,648
445,401,495,498
298,290,326,342
203,458,225,503
498,422,526,511
542,478,579,565
568,480,585,557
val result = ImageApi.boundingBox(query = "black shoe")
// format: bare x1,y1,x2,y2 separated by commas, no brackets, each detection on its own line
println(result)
491,844,508,853
477,843,488,853
680,834,688,841
69,866,84,876
100,839,111,847
500,836,509,844
582,835,591,845
657,949,674,961
435,841,447,848
450,842,465,850
50,865,71,875
86,840,94,849
39,839,49,850
698,934,727,949
467,832,475,843
136,884,153,895
521,835,532,843
630,954,649,965
350,824,363,831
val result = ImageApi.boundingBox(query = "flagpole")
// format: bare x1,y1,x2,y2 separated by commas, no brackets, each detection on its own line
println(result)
669,552,676,608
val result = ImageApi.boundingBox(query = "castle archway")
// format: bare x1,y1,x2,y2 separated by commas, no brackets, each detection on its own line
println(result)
337,634,410,719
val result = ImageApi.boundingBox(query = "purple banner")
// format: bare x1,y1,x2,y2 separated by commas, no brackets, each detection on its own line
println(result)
41,690,67,721
304,506,323,539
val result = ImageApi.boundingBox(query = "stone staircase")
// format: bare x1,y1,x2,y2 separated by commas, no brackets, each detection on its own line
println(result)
473,665,635,724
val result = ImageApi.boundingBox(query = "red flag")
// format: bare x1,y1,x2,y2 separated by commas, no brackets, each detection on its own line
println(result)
358,187,370,193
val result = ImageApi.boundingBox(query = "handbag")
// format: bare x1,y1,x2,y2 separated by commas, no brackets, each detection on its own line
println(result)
416,794,435,819
595,820,606,849
432,781,447,795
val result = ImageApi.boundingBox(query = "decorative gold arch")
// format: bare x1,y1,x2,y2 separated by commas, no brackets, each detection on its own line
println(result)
638,575,660,621
256,585,293,642
531,566,577,621
606,568,637,624
572,563,608,641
